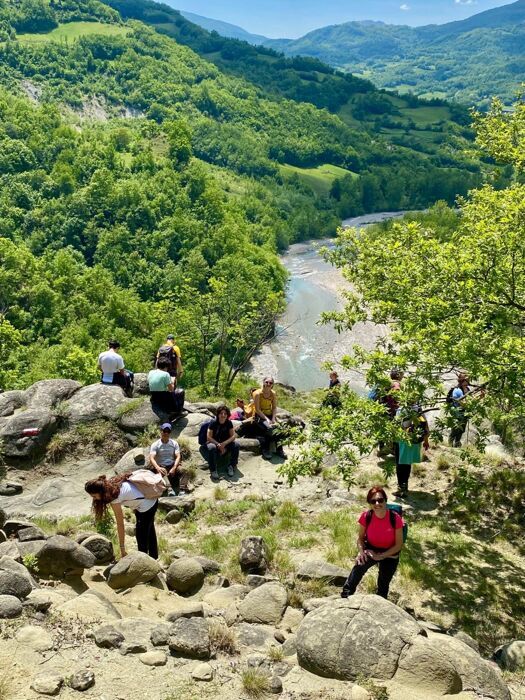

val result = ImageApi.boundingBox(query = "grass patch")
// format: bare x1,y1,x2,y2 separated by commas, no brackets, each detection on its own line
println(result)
267,644,284,662
275,501,302,531
116,396,147,417
241,668,270,698
18,21,129,44
209,619,238,655
32,514,92,536
213,485,228,501
279,163,357,196
317,510,357,565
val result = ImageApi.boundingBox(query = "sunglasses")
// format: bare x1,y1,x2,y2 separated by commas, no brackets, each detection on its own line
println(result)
264,381,273,386
369,498,385,504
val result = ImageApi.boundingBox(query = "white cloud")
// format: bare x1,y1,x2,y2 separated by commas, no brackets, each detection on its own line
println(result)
400,3,410,9
455,0,477,5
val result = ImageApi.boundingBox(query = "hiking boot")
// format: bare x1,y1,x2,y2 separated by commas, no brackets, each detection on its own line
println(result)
210,470,219,481
227,465,235,477
262,451,272,460
276,446,287,459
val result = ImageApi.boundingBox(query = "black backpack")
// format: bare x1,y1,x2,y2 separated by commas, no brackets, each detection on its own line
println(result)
198,420,213,446
445,387,455,405
157,344,177,373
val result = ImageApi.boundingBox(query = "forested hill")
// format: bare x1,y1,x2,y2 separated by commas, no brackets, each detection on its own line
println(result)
263,0,525,106
0,0,502,392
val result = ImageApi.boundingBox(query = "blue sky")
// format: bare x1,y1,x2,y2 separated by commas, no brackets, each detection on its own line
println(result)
176,0,515,38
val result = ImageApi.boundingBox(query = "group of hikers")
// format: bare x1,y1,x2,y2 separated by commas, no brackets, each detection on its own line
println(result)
90,337,477,603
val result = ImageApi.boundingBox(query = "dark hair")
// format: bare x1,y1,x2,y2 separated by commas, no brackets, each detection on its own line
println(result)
250,387,258,396
108,340,120,349
216,404,231,417
157,359,170,371
390,369,403,381
85,473,130,521
366,486,388,503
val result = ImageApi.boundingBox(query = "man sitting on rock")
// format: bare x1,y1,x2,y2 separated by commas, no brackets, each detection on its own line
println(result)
149,423,183,496
98,340,133,397
206,404,240,480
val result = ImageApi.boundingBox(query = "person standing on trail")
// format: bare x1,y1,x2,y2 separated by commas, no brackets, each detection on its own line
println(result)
448,373,471,448
341,487,404,600
394,405,429,498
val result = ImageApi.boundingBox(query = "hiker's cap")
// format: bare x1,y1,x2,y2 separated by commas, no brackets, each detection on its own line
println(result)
160,423,172,431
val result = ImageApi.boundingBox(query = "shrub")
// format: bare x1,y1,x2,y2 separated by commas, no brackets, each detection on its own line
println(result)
241,668,270,698
209,619,238,655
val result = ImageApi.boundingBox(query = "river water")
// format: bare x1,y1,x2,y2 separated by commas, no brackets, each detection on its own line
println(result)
248,212,407,392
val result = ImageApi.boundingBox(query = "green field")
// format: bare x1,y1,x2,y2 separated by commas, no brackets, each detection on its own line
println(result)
279,163,357,195
18,22,129,44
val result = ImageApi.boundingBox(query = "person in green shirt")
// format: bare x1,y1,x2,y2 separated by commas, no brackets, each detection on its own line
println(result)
148,359,175,414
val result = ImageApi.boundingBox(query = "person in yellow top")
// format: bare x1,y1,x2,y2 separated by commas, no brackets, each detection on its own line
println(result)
156,334,183,380
253,377,286,460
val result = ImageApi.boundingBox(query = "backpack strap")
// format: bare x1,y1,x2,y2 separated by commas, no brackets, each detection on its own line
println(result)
389,509,396,529
365,509,373,531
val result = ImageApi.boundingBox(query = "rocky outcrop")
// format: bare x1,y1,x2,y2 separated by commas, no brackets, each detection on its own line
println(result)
296,559,348,586
24,379,81,408
0,408,58,459
64,384,129,424
297,596,511,700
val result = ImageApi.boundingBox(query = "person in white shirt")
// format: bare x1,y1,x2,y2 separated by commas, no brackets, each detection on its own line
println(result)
85,472,161,559
98,340,133,397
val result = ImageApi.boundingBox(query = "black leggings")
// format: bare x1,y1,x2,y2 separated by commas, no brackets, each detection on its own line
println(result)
342,555,399,599
394,442,411,489
135,501,158,559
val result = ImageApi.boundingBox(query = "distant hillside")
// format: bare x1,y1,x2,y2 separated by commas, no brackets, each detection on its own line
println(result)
178,9,267,44
266,0,525,105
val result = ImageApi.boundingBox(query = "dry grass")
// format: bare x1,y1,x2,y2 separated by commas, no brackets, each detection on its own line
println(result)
267,644,284,662
213,485,228,501
240,668,270,698
209,619,238,655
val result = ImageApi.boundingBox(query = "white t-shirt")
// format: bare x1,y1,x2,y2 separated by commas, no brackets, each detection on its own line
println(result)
112,481,156,513
98,349,125,383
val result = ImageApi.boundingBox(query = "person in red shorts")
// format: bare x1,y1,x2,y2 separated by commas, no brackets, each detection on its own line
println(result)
341,486,404,599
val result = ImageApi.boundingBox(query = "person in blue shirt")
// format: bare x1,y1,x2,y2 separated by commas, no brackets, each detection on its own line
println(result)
449,374,470,447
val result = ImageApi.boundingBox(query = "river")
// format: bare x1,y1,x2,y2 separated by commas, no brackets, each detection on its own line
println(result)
248,212,407,392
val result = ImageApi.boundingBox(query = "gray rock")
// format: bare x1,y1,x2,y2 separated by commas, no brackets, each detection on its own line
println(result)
494,640,525,671
0,541,21,561
105,551,161,589
238,582,288,625
131,373,150,396
282,635,297,657
239,536,268,574
139,651,167,666
302,597,335,614
246,574,278,589
80,535,114,564
394,634,463,696
113,447,151,474
64,383,129,424
166,602,204,622
192,662,214,681
118,399,160,433
119,640,148,655
36,535,96,577
0,481,23,497
269,676,283,694
237,438,261,454
17,539,45,558
17,525,47,542
0,594,23,618
0,408,58,459
194,556,221,574
30,672,64,696
16,625,54,651
450,629,480,653
23,590,54,612
94,624,125,649
296,595,422,680
274,630,286,644
151,624,170,646
296,559,348,586
68,669,95,692
0,390,26,417
4,519,34,537
235,623,275,648
172,413,211,438
25,379,81,408
168,617,211,659
57,589,121,622
0,557,33,599
158,495,195,515
166,558,205,595
0,508,4,530
165,510,183,524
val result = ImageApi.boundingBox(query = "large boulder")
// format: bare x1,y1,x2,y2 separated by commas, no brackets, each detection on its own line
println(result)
296,559,348,586
0,408,58,459
118,400,160,433
132,373,150,396
166,558,204,595
239,536,268,574
0,390,26,418
80,535,114,564
0,594,23,618
494,640,525,671
25,379,81,408
172,413,212,438
105,552,161,589
168,617,211,659
296,595,422,680
36,535,96,577
114,447,150,473
393,635,463,696
64,383,129,424
57,589,121,622
0,557,34,599
158,495,195,515
238,582,288,625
